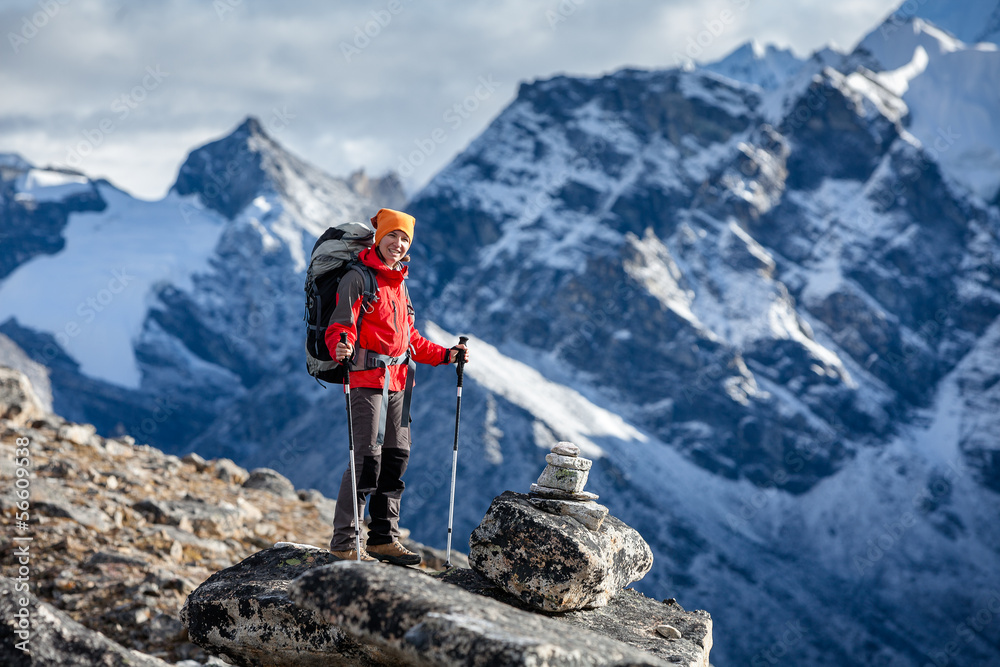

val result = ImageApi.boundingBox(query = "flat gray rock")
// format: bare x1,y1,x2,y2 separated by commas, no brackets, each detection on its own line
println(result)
289,560,673,666
132,497,246,538
211,458,249,484
529,484,599,501
33,479,114,531
552,441,581,457
528,497,609,531
242,467,298,500
546,452,593,471
535,464,590,493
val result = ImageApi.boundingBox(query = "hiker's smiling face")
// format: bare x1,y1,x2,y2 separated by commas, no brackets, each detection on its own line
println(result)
378,229,410,266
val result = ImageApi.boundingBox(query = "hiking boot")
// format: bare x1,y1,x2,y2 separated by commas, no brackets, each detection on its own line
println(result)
366,541,421,566
330,548,377,562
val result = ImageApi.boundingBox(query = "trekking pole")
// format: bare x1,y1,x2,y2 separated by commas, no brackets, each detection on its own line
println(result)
341,333,362,562
445,336,469,569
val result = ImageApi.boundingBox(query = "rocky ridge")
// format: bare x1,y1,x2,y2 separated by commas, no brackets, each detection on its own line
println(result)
2,367,710,665
182,541,711,666
0,365,443,664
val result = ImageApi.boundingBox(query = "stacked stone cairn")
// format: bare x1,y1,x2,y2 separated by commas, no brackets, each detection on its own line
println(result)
469,441,654,612
528,441,609,531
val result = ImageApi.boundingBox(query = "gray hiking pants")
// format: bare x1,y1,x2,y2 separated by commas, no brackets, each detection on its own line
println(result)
330,387,410,551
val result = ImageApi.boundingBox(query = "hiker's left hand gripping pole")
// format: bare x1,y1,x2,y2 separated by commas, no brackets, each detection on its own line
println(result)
446,336,469,569
341,333,362,562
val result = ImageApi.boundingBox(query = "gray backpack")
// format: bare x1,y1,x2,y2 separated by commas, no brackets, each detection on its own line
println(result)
303,221,378,384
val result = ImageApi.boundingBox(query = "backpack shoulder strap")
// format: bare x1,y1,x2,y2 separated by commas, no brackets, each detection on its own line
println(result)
348,261,379,309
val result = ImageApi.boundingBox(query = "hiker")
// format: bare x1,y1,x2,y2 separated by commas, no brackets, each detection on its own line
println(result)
326,208,470,565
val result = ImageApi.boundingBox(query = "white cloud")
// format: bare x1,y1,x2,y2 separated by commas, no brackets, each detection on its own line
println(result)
0,0,902,200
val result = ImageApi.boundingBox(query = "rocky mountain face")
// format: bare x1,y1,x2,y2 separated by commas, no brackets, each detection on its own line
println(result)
0,155,106,281
0,117,404,458
397,13,1000,667
3,4,1000,666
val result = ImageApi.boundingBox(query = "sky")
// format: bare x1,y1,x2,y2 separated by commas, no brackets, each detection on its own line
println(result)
0,0,902,201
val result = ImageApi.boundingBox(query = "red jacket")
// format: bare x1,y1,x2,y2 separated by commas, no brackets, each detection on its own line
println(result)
325,247,450,391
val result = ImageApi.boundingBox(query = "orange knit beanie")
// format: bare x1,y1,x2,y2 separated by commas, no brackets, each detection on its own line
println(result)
371,208,415,246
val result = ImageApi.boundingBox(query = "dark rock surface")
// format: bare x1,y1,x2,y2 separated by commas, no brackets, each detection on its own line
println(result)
181,543,389,666
182,543,710,666
290,559,692,667
171,116,404,221
469,491,653,612
0,159,106,281
438,567,713,667
0,576,170,666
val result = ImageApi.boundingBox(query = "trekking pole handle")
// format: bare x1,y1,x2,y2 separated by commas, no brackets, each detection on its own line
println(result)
456,336,468,388
339,333,349,365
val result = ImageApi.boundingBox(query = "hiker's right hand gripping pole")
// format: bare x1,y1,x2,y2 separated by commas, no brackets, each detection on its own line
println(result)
445,336,469,569
341,332,362,562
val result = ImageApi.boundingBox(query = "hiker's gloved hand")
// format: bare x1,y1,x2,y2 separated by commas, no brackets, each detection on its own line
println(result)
449,344,469,365
336,341,354,363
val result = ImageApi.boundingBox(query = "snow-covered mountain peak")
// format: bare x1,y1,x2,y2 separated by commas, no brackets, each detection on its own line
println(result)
889,0,1000,45
171,115,404,229
857,15,967,71
852,12,1000,201
0,152,33,171
702,40,806,90
171,115,404,273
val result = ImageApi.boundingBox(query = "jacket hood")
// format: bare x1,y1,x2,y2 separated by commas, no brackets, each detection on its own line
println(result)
359,246,408,286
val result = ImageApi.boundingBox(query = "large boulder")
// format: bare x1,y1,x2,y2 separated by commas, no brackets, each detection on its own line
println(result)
0,576,170,666
132,497,256,539
243,467,299,500
180,543,711,666
289,560,676,667
0,366,45,426
439,568,713,667
469,491,653,612
180,543,389,666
